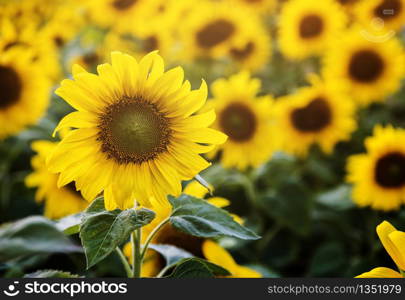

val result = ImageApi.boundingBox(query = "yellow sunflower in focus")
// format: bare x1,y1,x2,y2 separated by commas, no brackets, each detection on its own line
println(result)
357,221,405,278
179,1,253,60
355,0,405,32
323,28,405,105
123,182,256,277
274,76,356,156
347,126,405,211
25,140,88,220
278,0,347,60
227,21,272,72
0,47,51,140
85,0,148,30
208,72,274,170
48,51,227,210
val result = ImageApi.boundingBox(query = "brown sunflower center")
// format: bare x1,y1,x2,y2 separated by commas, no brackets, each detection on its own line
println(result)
348,50,385,83
156,224,204,257
83,53,99,66
0,65,22,109
299,14,324,39
143,36,159,53
54,36,65,48
98,98,171,164
230,42,255,60
244,0,263,3
374,0,402,20
219,102,257,142
112,0,137,10
291,98,331,132
337,0,359,5
196,19,235,49
375,152,405,188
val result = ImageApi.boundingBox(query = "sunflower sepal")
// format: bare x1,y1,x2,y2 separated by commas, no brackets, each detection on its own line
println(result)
168,194,260,240
79,197,156,269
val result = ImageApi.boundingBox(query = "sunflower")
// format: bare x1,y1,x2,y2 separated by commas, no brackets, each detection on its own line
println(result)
354,0,405,32
25,140,88,219
208,71,274,170
346,125,405,211
323,28,405,105
48,51,227,210
123,181,252,277
278,0,347,60
179,1,255,60
356,221,405,278
202,240,261,278
229,0,277,14
227,20,272,72
0,47,51,140
85,0,149,30
274,76,356,156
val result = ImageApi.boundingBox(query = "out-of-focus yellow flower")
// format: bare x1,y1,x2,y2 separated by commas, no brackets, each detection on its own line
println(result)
274,75,356,157
354,0,405,32
25,140,88,219
85,0,149,31
228,0,277,14
278,0,347,60
227,20,272,72
323,28,405,106
208,71,275,170
356,221,405,278
347,125,405,211
48,51,226,210
0,47,51,140
179,1,260,60
202,240,261,278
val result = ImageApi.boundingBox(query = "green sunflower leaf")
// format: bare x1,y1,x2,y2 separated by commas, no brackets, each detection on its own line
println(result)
24,270,81,278
168,194,260,240
166,257,230,278
0,216,82,262
80,197,155,269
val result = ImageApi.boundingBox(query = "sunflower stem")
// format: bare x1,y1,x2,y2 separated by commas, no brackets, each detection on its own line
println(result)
115,247,132,278
132,228,142,278
140,217,170,261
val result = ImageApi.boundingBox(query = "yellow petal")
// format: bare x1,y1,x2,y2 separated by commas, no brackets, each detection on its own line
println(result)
184,128,228,144
389,231,405,270
377,221,405,271
207,197,230,208
202,240,237,272
356,267,403,278
53,111,97,137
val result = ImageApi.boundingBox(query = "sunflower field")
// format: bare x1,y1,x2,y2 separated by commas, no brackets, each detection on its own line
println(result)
1,0,405,280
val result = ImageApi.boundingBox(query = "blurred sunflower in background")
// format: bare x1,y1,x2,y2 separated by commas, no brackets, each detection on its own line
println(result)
323,28,405,105
274,76,356,156
48,51,227,210
0,47,51,140
355,0,405,32
208,72,275,170
25,140,87,219
347,126,405,211
278,0,347,60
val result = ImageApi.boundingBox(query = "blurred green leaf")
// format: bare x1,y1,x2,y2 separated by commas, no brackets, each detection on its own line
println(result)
316,185,355,211
80,197,155,269
258,180,313,236
168,194,260,240
148,244,193,267
308,242,346,277
24,270,81,278
56,213,82,235
0,216,82,262
166,257,230,278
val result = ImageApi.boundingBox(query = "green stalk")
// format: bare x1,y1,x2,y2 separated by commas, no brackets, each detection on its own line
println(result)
115,247,132,278
132,228,142,278
140,217,170,261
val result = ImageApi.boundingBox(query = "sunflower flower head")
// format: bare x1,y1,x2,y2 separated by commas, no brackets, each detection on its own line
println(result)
48,51,227,210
